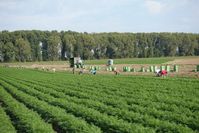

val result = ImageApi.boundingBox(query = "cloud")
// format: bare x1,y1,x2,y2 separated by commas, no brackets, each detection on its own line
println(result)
145,0,166,14
0,0,198,32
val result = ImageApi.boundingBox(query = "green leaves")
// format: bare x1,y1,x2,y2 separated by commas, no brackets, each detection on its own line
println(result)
0,67,199,132
0,107,16,133
0,85,55,133
15,38,31,62
0,78,101,133
1,31,199,62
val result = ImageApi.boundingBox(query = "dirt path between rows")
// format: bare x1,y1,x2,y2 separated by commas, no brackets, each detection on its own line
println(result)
3,57,199,78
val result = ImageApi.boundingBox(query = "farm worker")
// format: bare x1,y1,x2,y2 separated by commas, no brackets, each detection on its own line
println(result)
52,68,56,72
155,69,161,77
161,70,167,77
114,70,120,75
72,67,75,74
93,70,96,75
90,69,96,75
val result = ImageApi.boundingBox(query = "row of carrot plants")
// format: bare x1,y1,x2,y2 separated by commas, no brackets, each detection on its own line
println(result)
10,74,198,123
0,80,102,133
0,86,54,133
8,73,197,119
0,77,154,133
0,68,198,132
1,75,197,132
11,71,198,114
0,106,16,133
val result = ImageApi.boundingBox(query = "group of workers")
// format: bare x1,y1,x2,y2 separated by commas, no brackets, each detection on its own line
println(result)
73,67,168,77
73,67,97,75
113,69,167,77
155,69,168,77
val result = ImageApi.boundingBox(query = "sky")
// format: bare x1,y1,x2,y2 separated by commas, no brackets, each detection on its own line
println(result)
0,0,199,33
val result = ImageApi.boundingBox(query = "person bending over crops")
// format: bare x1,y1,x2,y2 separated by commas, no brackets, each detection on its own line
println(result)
155,69,161,77
114,70,120,75
72,67,75,74
155,69,167,77
90,69,97,75
161,70,167,77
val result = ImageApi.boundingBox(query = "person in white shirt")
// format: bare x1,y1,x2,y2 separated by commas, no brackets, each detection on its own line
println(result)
155,69,161,77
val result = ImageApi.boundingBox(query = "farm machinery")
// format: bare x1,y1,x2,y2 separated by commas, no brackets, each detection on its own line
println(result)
69,57,84,68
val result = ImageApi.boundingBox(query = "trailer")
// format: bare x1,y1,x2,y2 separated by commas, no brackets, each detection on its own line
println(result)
69,57,84,68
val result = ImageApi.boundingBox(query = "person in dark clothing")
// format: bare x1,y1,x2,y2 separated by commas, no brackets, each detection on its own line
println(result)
90,69,96,75
72,67,75,74
114,70,120,75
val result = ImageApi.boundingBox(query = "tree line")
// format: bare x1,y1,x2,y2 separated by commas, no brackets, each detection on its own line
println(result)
0,30,199,62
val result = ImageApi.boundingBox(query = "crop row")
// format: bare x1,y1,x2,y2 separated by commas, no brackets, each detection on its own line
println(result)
14,76,199,131
0,77,154,133
0,86,54,133
3,68,198,108
6,73,197,119
1,75,197,132
0,79,102,133
8,74,198,122
10,72,199,115
52,76,199,110
1,68,199,132
0,106,16,133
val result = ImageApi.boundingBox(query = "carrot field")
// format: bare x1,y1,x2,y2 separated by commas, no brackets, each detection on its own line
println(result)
0,67,199,133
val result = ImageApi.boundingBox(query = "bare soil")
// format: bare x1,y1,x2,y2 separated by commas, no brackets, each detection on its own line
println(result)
4,58,199,78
